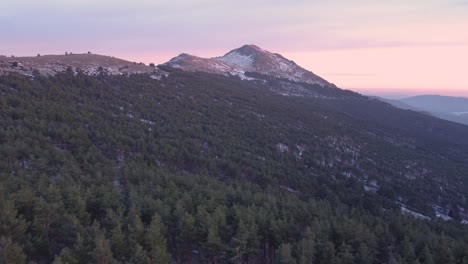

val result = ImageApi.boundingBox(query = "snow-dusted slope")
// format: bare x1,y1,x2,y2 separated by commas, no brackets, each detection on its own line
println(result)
0,53,166,78
166,53,236,74
164,45,330,86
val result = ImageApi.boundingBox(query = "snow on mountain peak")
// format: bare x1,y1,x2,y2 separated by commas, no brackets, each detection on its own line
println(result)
217,51,254,69
164,45,330,86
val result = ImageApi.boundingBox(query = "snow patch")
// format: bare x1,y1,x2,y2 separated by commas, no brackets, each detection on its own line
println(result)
296,145,306,156
433,205,453,221
400,206,430,220
217,51,254,69
364,180,379,192
276,143,289,153
280,185,299,193
140,119,156,125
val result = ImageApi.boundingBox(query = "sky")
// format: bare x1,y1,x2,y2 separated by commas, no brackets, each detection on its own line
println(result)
1,0,467,98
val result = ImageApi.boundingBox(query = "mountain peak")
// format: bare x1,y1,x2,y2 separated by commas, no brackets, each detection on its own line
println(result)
240,44,262,49
164,44,330,86
227,44,264,56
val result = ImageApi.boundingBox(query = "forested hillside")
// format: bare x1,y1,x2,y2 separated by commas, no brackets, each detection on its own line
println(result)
1,71,468,263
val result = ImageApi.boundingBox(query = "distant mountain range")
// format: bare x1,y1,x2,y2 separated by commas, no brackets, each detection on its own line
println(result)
376,95,468,126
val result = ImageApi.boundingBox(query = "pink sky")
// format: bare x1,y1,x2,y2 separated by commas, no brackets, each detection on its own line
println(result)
284,45,468,98
1,0,467,97
123,44,468,98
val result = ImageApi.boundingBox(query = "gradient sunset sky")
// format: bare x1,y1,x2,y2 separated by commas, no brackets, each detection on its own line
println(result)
2,0,467,97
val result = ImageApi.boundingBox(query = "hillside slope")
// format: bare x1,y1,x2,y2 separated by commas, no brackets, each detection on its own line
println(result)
1,71,468,263
401,95,468,126
376,95,468,126
0,53,164,77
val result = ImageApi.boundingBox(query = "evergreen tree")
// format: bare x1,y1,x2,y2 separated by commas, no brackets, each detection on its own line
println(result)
276,243,296,264
462,256,468,264
299,227,315,264
418,245,434,264
52,255,64,264
72,233,88,263
337,242,354,264
0,199,27,241
435,238,455,264
357,243,373,264
400,236,416,263
231,219,248,262
53,247,79,264
132,244,150,264
318,241,337,264
206,224,223,261
110,223,126,260
174,206,195,262
146,214,170,263
0,237,27,264
128,213,145,248
92,231,117,264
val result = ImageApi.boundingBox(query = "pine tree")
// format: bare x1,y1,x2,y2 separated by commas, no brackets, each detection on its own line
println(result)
110,223,126,260
319,241,337,264
388,255,402,264
146,213,170,263
0,237,27,264
194,205,210,241
299,227,315,264
462,256,468,264
276,243,296,264
52,255,63,264
128,213,145,248
435,238,455,264
72,233,88,263
0,199,27,241
418,245,434,264
132,244,150,264
357,243,373,264
231,219,248,262
177,210,195,259
53,247,79,264
206,224,223,259
400,236,416,263
337,242,354,264
92,230,117,264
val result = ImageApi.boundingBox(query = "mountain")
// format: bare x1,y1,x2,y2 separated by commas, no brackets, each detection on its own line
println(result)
402,95,468,114
377,95,468,126
1,50,468,263
370,96,421,112
0,53,166,77
164,44,330,86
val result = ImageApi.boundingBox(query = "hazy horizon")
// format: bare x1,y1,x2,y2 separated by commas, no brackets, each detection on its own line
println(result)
1,0,467,97
351,88,468,99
